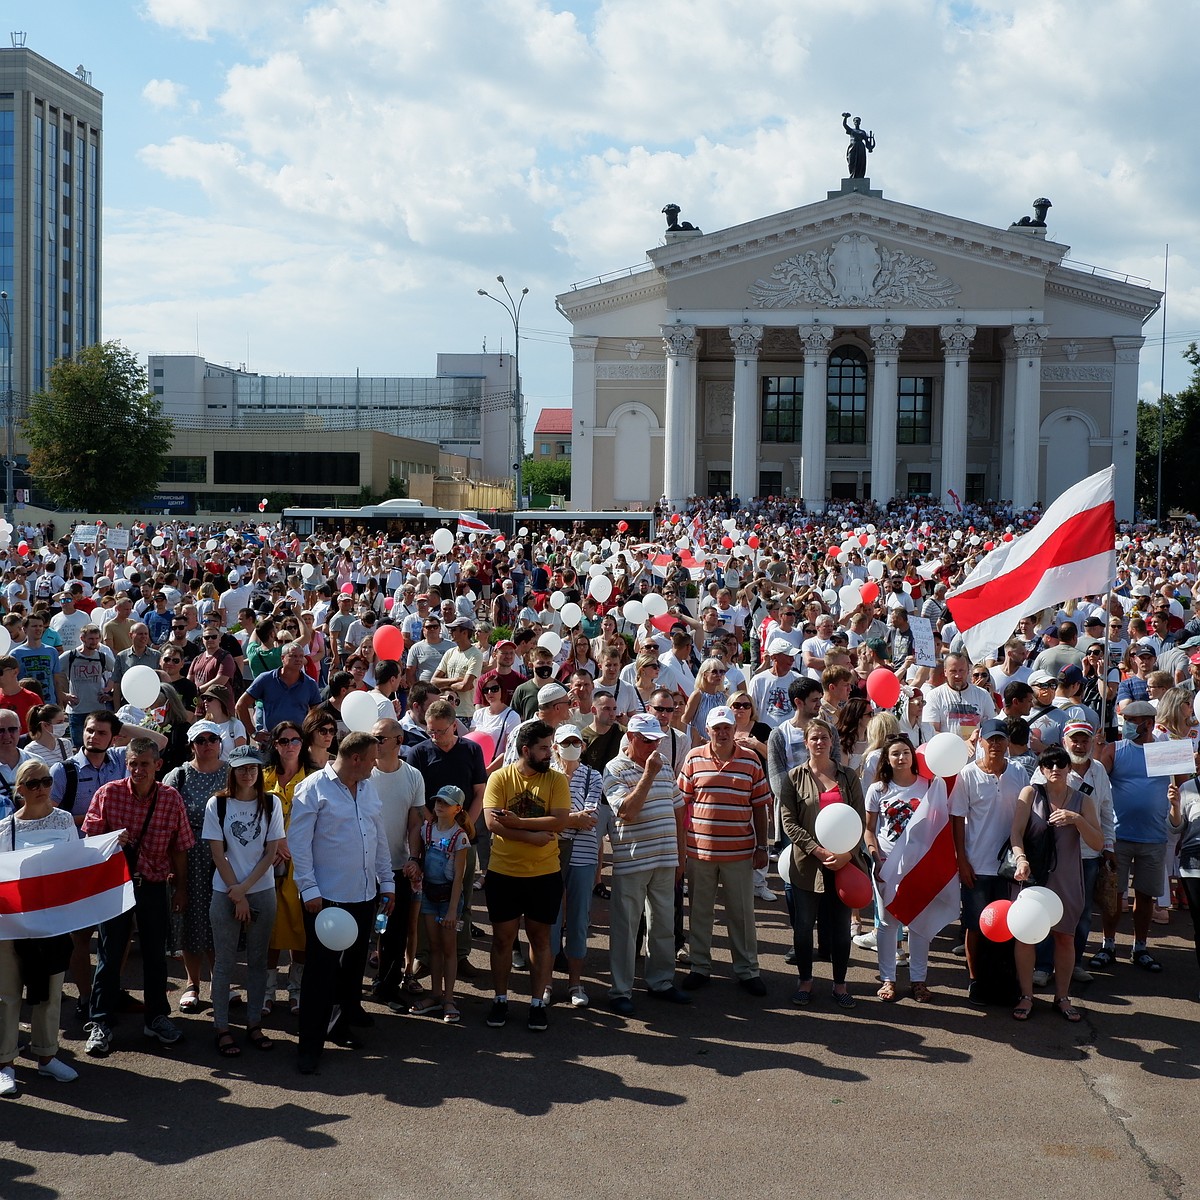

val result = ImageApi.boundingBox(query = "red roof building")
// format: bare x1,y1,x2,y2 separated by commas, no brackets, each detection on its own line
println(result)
532,408,573,461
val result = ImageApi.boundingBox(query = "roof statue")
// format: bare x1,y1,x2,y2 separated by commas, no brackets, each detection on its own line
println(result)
841,113,875,179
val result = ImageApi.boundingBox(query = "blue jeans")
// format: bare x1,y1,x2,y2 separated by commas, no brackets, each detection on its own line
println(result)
91,880,171,1025
551,864,594,961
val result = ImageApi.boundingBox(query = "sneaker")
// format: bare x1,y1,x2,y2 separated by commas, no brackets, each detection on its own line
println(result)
486,998,509,1028
569,986,589,1008
512,946,528,971
754,885,777,902
967,980,986,1008
0,1066,16,1097
37,1057,78,1083
896,950,910,967
84,1021,112,1057
675,947,691,965
951,943,967,958
853,929,878,950
1072,965,1094,984
541,986,553,1006
1032,969,1053,988
527,1004,548,1032
784,947,797,965
143,1014,183,1047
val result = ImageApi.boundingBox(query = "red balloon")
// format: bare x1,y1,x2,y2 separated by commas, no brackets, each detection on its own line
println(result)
984,541,994,552
372,624,404,661
827,546,841,558
721,536,734,549
670,513,681,524
384,597,394,612
339,582,354,595
858,533,869,546
865,667,901,708
859,581,880,605
650,614,677,634
914,746,934,780
16,542,28,556
465,729,495,762
617,520,629,532
980,899,1014,942
747,535,760,549
1002,532,1014,542
834,862,873,909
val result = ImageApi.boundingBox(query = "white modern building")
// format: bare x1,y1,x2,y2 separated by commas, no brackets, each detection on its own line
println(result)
557,181,1161,520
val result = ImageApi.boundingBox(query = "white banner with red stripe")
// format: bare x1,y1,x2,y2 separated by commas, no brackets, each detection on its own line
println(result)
457,513,493,535
946,466,1115,665
0,831,134,940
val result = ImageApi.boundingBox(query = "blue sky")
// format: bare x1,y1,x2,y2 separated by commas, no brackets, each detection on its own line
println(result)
17,0,1200,452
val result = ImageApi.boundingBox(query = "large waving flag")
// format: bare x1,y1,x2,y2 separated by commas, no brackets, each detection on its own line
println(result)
946,466,1115,665
878,778,960,941
457,513,493,536
0,831,134,940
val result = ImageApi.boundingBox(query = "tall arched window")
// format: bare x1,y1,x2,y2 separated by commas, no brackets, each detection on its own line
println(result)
826,346,868,444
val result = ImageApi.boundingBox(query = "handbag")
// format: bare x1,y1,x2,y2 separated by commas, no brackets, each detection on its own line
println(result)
997,786,1056,885
1094,858,1121,923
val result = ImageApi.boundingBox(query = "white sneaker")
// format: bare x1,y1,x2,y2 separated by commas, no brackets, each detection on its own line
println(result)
1072,965,1094,984
569,985,589,1008
754,885,777,902
896,950,910,967
541,986,553,1006
37,1057,78,1083
84,1021,112,1058
1032,969,1053,988
853,929,878,950
0,1065,16,1097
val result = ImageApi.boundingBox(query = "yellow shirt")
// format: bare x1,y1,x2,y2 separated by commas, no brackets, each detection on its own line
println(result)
484,764,570,878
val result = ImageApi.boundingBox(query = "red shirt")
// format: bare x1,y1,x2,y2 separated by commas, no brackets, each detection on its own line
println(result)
81,779,194,882
0,688,43,733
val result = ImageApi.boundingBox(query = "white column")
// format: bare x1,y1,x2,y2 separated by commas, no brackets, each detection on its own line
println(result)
799,324,834,511
568,336,598,510
1010,324,1048,510
729,324,763,501
1111,336,1144,522
869,323,906,504
661,324,697,510
939,324,976,512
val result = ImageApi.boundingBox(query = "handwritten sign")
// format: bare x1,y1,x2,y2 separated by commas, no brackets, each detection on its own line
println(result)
73,525,98,546
1142,738,1196,778
105,528,130,551
908,615,937,668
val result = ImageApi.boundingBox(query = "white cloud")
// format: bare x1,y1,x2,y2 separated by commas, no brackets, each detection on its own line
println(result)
141,78,186,109
123,0,1200,419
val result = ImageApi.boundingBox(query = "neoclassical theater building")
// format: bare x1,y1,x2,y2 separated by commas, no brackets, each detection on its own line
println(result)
556,178,1161,520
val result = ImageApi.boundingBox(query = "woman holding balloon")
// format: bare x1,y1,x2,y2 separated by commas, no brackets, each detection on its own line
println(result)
778,718,870,1008
1009,744,1103,1021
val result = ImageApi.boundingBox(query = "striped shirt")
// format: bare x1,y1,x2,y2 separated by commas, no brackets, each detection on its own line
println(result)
603,753,683,876
677,744,771,862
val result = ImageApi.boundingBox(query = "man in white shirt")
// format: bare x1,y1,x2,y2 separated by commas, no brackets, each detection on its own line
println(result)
289,731,395,1074
989,638,1031,693
217,571,253,628
924,652,997,738
50,592,90,651
800,615,835,681
748,641,800,729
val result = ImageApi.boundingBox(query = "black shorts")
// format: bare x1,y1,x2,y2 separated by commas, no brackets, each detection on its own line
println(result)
484,870,564,926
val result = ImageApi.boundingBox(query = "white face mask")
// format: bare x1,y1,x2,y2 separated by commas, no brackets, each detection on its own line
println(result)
51,722,68,738
558,744,583,762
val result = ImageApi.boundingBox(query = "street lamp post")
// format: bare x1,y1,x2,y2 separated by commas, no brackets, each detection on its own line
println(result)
477,276,528,510
0,292,12,526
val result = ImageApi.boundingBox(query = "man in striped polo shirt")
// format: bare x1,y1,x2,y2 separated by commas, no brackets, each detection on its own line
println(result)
677,705,771,996
602,712,691,1017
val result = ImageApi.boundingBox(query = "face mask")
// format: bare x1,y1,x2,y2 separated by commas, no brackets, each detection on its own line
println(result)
51,722,68,738
1122,722,1140,740
558,745,582,762
534,665,553,679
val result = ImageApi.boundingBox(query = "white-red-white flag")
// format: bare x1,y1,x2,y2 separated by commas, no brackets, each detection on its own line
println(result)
946,466,1115,665
0,831,134,940
457,513,492,535
877,778,960,941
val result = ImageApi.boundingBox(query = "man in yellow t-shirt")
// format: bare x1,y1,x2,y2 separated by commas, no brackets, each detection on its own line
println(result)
483,718,594,1032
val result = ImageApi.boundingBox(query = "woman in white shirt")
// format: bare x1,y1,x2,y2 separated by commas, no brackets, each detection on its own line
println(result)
23,705,73,767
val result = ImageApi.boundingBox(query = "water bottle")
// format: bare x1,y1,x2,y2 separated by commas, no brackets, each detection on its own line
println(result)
374,910,388,935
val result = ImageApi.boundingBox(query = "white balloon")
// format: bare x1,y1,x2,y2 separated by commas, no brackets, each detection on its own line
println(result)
867,560,886,580
1007,894,1054,945
339,537,352,550
466,589,477,604
822,589,838,606
552,528,567,542
151,535,164,548
301,563,316,580
494,539,506,552
585,563,603,578
559,602,583,628
722,517,738,532
1021,885,1064,928
121,665,162,710
549,590,566,611
206,539,218,551
600,539,611,550
589,575,613,603
0,626,11,656
692,549,706,565
676,535,690,549
814,805,864,856
839,584,862,610
314,907,359,952
537,631,562,654
776,842,793,883
124,566,138,580
923,732,970,778
431,528,454,555
341,691,382,733
518,527,529,537
622,600,647,625
643,593,668,618
429,571,443,587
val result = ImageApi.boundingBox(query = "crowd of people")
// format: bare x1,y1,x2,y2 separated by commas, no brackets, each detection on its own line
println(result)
0,490,1197,1089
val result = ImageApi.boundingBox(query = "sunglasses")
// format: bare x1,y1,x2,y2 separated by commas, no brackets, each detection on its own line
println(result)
316,725,336,735
23,777,52,789
275,736,303,745
192,735,220,745
0,727,19,735
650,705,676,714
731,702,752,710
482,684,501,693
203,633,220,639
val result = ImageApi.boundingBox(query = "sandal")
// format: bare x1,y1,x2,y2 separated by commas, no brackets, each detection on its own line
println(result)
910,982,934,1004
592,883,611,900
261,997,273,1018
1089,948,1115,970
1054,997,1082,1023
1012,994,1034,1021
215,1030,241,1057
1132,950,1163,973
289,996,301,1016
876,981,898,1002
411,999,444,1016
443,1004,461,1024
246,1026,274,1051
403,974,425,995
180,988,201,1013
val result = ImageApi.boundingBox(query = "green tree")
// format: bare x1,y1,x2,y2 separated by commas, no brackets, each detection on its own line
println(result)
523,456,572,502
1136,342,1200,515
23,341,174,512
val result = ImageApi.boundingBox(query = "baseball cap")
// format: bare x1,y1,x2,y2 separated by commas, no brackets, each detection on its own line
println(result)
227,747,264,769
446,616,476,631
980,718,1008,740
537,683,569,707
706,705,736,729
1063,719,1094,739
626,712,667,740
1028,670,1056,687
187,720,223,742
433,785,466,808
1058,664,1085,687
553,724,584,744
495,638,516,650
865,637,889,659
1131,642,1157,656
766,638,796,657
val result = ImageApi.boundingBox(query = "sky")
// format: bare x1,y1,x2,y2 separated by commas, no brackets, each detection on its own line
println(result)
16,0,1200,451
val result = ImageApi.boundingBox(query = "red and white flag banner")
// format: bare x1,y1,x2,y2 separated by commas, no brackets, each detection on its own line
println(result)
457,514,492,535
946,466,1115,665
0,831,134,940
877,778,960,941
